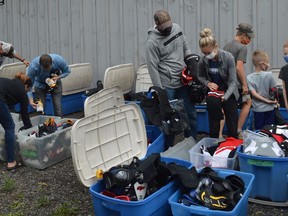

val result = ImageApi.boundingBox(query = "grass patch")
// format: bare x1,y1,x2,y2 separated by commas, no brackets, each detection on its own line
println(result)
1,177,16,192
10,200,24,210
0,212,25,216
37,196,51,207
52,202,79,216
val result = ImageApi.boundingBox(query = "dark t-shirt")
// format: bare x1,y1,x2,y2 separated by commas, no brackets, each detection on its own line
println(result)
0,78,32,127
279,64,288,101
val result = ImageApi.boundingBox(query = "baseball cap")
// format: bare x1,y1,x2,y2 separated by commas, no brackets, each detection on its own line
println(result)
1,42,13,54
237,23,255,38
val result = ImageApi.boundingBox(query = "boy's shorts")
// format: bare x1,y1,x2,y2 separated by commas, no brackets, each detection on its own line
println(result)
237,89,251,108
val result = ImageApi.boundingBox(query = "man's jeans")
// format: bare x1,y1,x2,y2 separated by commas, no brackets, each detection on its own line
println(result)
0,99,15,162
34,82,63,117
165,86,197,148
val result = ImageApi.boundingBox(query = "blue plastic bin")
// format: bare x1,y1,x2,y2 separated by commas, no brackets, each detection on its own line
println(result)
14,102,35,113
237,146,288,202
82,94,87,107
279,107,288,122
196,105,209,133
125,100,149,125
196,105,252,134
146,125,165,156
45,92,84,116
168,169,254,216
89,157,192,216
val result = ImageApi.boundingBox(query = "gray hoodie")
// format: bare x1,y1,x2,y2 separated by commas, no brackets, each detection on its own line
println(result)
145,23,192,89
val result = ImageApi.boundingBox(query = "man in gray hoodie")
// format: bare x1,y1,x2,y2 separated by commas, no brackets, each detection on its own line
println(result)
145,10,197,147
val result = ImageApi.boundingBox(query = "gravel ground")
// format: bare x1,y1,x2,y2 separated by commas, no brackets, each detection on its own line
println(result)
0,112,287,215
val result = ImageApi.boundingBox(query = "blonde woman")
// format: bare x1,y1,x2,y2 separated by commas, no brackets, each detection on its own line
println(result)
197,28,239,138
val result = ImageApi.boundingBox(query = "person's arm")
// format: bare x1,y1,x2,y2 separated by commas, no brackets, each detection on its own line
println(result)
19,91,32,129
236,60,248,93
250,89,277,105
223,54,237,101
197,58,209,85
52,56,71,82
279,67,288,110
26,65,37,108
145,40,163,88
27,91,37,109
183,34,192,57
282,80,288,111
13,52,30,66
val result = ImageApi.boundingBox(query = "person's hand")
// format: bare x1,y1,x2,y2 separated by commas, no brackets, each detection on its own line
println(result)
23,60,30,67
242,84,249,94
51,75,60,82
269,99,278,104
30,101,37,109
207,82,218,91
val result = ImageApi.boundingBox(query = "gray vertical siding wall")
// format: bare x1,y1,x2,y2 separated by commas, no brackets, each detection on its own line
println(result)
1,0,288,87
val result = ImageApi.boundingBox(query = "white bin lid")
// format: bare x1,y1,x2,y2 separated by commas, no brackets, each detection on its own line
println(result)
71,103,147,187
135,64,153,93
103,63,135,94
84,86,124,117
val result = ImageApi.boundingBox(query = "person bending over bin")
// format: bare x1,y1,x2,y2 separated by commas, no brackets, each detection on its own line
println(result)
27,54,71,117
0,72,33,170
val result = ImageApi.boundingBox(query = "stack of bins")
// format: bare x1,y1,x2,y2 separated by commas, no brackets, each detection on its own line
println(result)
70,104,192,215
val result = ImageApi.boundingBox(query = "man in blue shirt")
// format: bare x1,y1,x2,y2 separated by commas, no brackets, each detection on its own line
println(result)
27,54,71,117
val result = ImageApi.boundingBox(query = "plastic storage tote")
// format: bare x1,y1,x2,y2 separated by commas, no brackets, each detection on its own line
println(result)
14,102,35,113
161,137,196,162
189,138,238,169
44,92,84,116
237,145,288,202
0,115,61,161
195,106,252,134
279,107,288,122
168,169,254,216
90,157,191,216
195,105,209,133
145,125,165,156
17,117,77,169
70,104,191,216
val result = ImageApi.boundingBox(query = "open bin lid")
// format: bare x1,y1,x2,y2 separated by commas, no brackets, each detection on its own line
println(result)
103,63,135,94
71,103,147,187
84,86,124,117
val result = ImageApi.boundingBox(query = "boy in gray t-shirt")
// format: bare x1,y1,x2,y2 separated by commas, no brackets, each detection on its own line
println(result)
247,50,278,130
